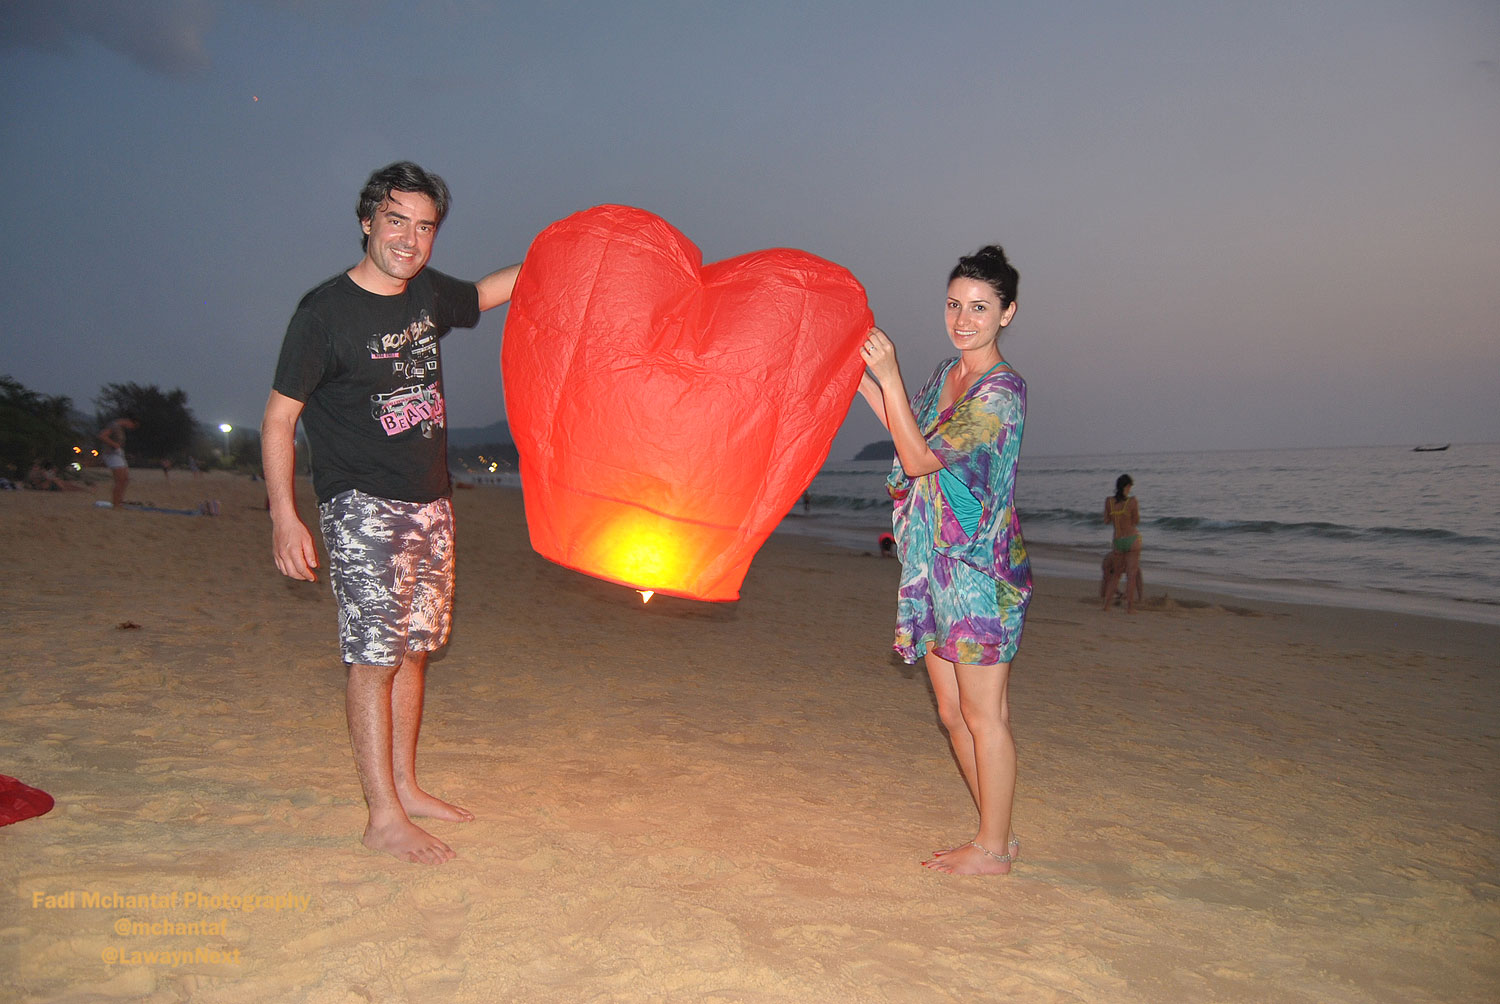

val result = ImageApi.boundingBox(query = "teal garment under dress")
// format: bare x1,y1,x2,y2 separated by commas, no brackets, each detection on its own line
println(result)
886,357,1032,666
938,466,982,537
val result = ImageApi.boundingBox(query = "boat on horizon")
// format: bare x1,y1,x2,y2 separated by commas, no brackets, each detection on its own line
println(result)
1412,443,1450,452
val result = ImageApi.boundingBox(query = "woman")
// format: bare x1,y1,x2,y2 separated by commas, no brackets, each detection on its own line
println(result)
858,246,1030,876
97,416,137,507
1102,474,1142,613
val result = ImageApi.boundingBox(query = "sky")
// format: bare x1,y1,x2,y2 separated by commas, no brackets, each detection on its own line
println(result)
2,0,1496,459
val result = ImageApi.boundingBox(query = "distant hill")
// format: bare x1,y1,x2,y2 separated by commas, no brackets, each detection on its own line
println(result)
448,420,513,448
853,440,896,461
448,420,518,471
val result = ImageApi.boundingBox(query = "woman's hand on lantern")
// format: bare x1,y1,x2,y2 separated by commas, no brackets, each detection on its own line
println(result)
860,326,900,385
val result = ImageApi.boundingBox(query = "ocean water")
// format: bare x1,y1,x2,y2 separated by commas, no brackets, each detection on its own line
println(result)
783,442,1500,626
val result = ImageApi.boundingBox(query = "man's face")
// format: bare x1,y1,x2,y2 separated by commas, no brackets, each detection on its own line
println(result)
360,190,439,284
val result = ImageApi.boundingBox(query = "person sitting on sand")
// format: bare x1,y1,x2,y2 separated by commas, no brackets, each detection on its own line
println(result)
858,245,1031,876
263,161,522,865
26,461,64,491
1099,549,1143,610
1103,474,1142,613
26,460,82,492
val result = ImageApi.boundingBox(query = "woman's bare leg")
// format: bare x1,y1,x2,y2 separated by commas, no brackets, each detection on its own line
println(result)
925,649,979,806
924,658,1017,875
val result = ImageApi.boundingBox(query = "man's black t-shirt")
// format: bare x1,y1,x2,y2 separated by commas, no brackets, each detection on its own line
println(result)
272,268,481,504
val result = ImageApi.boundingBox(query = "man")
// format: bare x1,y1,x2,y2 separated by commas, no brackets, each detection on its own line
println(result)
98,416,138,506
262,162,520,864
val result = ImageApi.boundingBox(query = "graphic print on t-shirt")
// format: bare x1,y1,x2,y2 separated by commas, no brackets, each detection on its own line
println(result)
367,312,445,438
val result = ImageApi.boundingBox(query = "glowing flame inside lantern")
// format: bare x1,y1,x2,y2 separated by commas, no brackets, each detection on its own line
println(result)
531,485,752,601
584,510,689,594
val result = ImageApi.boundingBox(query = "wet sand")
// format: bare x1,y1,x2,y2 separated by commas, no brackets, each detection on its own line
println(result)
3,472,1496,1003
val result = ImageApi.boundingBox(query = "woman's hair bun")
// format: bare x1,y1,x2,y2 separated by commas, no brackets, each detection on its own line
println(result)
950,245,1019,306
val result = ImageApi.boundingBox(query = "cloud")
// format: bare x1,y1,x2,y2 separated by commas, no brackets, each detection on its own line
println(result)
0,0,214,76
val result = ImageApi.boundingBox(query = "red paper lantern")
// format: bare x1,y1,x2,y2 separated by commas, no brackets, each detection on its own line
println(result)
502,205,873,601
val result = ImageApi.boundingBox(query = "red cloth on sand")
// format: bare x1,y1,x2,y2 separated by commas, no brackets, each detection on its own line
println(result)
0,774,54,826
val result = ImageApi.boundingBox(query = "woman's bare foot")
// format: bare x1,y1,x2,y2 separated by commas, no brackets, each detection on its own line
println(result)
923,839,1013,875
363,817,456,864
932,835,1019,860
397,786,474,823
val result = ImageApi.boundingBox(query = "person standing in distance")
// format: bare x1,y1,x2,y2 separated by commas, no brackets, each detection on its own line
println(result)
98,416,138,506
1102,474,1143,613
262,162,521,864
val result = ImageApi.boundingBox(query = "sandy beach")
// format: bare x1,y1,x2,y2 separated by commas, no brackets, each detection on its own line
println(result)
3,471,1496,1003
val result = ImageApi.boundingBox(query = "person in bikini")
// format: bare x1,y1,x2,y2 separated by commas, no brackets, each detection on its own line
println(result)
1102,473,1142,613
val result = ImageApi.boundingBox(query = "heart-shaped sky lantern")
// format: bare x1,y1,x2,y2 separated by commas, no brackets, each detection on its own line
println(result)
502,205,873,601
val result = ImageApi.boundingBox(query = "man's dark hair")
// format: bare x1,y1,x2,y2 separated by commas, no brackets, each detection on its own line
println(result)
356,161,452,251
949,245,1019,307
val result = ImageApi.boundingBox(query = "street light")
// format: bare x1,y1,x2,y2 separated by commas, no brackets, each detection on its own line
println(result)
219,423,233,456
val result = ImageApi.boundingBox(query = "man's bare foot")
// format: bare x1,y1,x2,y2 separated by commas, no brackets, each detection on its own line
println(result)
363,817,456,864
397,786,474,823
923,840,1013,875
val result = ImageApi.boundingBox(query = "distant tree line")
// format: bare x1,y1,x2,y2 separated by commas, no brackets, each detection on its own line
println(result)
0,375,80,479
0,374,260,480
